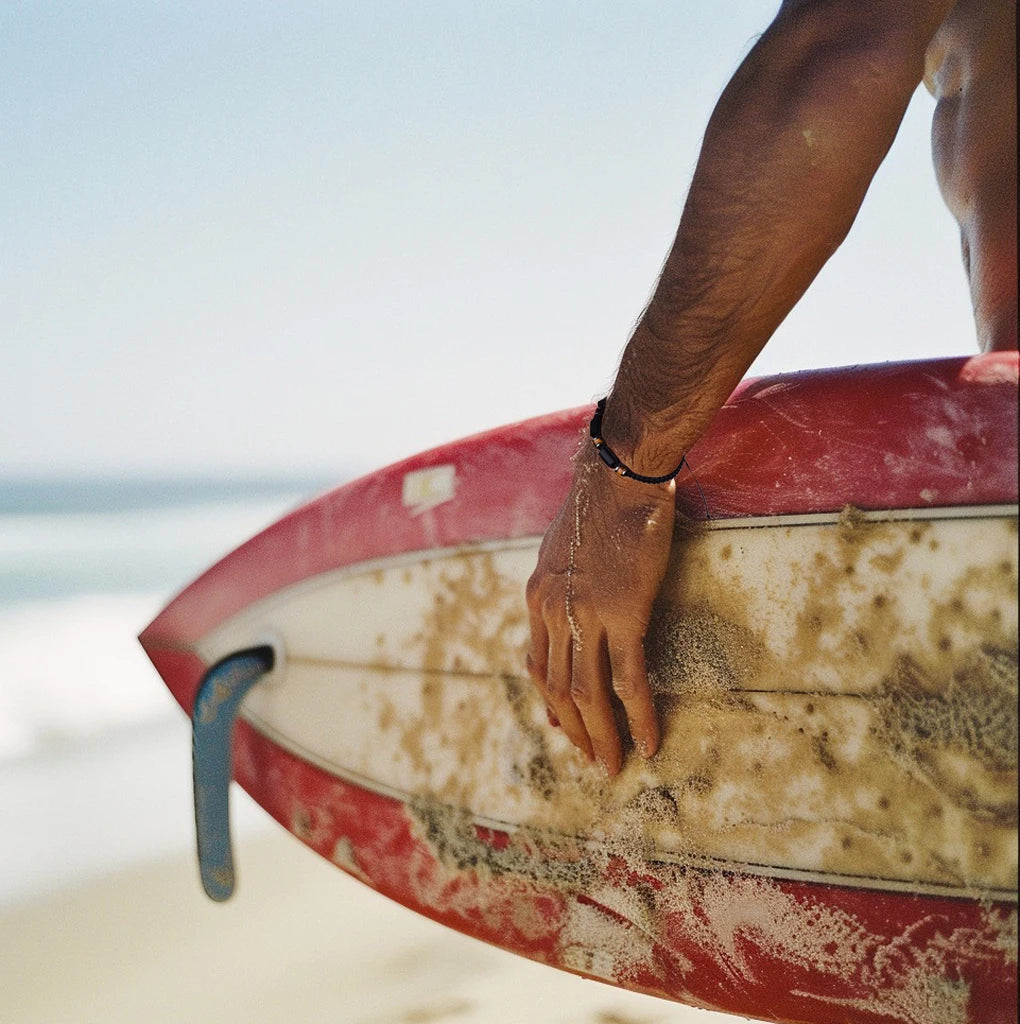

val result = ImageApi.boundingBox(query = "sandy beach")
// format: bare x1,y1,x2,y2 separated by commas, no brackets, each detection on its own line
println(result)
2,820,755,1024
0,567,763,1024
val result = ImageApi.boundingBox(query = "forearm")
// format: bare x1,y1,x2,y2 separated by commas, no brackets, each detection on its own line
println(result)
603,0,954,474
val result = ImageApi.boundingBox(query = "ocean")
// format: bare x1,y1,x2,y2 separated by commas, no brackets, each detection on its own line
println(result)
1,477,765,1024
0,475,335,905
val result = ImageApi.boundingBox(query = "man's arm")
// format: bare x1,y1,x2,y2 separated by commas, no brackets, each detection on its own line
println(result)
526,0,955,775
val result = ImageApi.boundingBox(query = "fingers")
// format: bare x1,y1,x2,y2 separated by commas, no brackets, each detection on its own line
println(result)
608,639,660,759
525,602,549,684
570,627,623,775
524,455,671,775
528,591,655,774
527,597,593,760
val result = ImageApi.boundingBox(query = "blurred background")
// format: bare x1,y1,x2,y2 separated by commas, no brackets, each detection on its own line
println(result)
1,2,975,1021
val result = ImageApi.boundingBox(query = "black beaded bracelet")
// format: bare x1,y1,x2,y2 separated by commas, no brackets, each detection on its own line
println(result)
588,398,687,484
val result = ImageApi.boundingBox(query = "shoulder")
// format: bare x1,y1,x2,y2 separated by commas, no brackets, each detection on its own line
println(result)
924,0,1014,99
769,0,958,84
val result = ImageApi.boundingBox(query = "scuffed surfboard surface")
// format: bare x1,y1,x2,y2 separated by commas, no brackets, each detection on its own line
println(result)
141,355,1019,1024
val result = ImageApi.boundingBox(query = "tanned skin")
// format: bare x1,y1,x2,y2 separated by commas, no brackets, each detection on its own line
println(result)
926,0,1017,352
526,0,1017,775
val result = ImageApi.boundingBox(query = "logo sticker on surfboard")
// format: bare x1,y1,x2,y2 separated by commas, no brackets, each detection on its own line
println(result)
402,464,457,516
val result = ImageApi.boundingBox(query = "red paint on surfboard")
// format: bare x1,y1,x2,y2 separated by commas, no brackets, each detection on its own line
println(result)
141,355,1018,715
234,724,1015,1024
140,355,1019,1024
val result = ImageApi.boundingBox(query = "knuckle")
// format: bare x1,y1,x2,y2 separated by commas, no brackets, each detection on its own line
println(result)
543,675,568,701
608,634,647,672
569,677,592,704
567,575,593,606
604,608,648,636
541,593,567,621
611,675,638,701
525,571,544,604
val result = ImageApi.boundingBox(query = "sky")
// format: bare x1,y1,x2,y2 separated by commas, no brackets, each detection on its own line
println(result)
2,1,976,479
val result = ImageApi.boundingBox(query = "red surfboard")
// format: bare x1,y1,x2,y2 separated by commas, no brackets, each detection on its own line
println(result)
140,354,1018,1024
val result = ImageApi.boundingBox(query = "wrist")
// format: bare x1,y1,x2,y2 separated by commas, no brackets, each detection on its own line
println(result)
576,441,676,508
603,314,739,477
589,397,687,484
597,392,688,482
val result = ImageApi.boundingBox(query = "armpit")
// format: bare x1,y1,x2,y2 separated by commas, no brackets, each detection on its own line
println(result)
923,27,963,99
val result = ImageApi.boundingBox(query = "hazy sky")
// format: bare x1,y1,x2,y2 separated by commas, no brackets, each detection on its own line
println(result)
2,2,975,478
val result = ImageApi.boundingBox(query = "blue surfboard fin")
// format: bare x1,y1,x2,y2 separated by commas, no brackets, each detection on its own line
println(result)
192,646,274,902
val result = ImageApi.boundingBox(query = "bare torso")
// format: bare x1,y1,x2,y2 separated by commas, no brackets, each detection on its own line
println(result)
925,0,1017,351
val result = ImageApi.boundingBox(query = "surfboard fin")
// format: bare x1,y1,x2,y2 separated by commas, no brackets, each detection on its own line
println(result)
192,647,274,902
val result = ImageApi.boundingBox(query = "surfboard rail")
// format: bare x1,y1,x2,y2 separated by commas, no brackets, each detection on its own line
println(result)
140,354,1019,1024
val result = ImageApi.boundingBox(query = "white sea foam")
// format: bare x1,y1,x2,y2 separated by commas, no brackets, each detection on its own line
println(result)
0,484,327,906
0,489,312,761
0,592,177,762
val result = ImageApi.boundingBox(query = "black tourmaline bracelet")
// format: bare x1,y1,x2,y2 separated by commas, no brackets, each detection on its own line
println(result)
588,398,687,484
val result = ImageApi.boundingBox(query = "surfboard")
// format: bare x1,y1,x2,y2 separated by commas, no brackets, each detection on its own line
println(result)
140,354,1018,1024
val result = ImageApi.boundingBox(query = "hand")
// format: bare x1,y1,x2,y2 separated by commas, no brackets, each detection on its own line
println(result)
525,444,675,775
